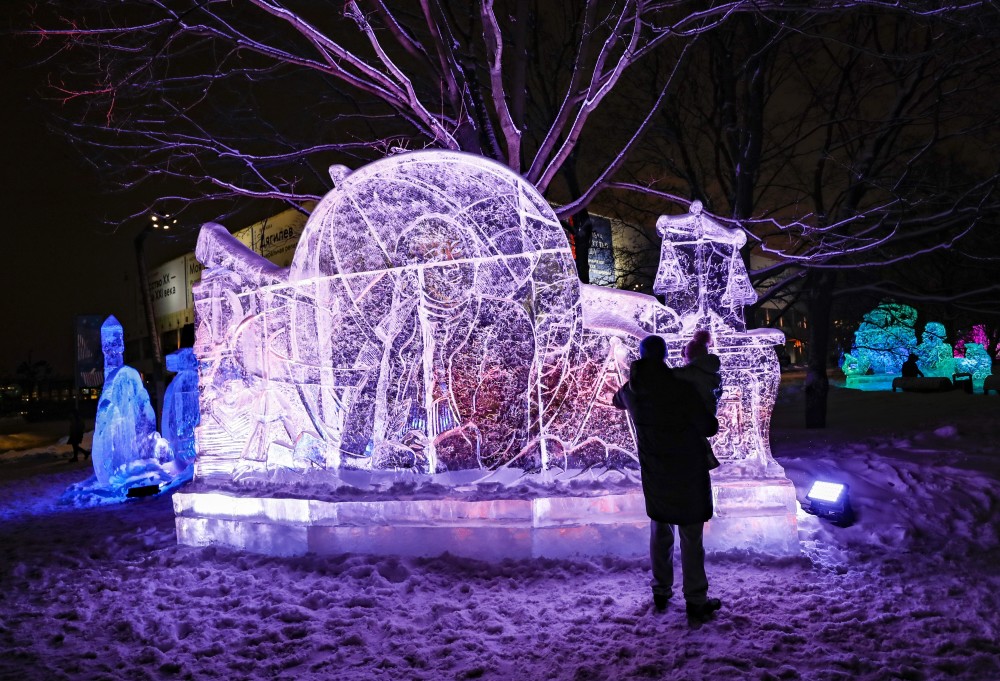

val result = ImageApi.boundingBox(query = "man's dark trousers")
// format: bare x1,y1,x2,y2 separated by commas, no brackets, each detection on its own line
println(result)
650,520,709,605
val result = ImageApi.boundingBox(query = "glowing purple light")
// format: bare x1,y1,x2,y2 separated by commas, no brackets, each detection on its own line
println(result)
178,151,798,556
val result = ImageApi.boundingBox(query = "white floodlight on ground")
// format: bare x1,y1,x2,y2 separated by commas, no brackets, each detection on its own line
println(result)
805,481,854,525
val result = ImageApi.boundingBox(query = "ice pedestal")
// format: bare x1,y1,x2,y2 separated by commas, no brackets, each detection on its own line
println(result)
707,477,799,554
174,476,798,559
174,488,649,559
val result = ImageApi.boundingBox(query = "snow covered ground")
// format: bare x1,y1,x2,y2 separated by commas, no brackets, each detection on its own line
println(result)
1,384,998,680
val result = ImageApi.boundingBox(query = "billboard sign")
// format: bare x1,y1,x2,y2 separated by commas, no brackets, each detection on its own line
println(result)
148,257,188,319
75,314,106,389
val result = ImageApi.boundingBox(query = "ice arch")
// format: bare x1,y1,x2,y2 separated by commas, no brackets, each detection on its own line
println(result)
178,151,797,557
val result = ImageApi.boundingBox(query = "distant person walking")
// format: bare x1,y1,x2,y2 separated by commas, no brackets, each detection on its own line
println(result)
68,409,90,462
901,353,924,378
613,335,722,622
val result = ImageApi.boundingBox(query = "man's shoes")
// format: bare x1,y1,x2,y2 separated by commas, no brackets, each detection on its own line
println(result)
652,594,670,611
685,598,722,622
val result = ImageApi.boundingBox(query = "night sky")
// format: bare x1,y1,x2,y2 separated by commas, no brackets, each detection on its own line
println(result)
0,5,188,378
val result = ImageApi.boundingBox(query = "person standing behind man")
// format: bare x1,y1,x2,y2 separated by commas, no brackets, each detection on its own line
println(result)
673,329,722,413
613,335,723,622
673,329,722,470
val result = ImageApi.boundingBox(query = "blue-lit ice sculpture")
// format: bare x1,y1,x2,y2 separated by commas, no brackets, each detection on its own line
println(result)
91,316,158,485
851,302,918,375
956,343,992,392
915,322,955,379
162,348,200,466
175,151,797,558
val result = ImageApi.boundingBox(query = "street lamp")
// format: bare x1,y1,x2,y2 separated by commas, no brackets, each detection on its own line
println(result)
150,213,178,230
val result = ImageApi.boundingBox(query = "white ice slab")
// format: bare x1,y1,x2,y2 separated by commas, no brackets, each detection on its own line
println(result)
174,477,799,560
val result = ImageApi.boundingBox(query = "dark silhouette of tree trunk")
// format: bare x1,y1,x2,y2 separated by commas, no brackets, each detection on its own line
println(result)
804,270,836,428
134,229,165,430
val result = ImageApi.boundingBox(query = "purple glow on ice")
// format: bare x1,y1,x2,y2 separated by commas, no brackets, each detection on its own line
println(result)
190,153,786,486
181,151,796,557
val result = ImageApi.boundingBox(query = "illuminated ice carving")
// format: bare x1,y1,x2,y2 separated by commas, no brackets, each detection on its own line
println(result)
191,156,787,481
915,322,955,379
956,343,992,391
957,324,991,354
653,201,786,478
840,351,868,377
193,152,647,482
850,302,918,375
180,152,796,556
91,316,158,485
162,349,200,466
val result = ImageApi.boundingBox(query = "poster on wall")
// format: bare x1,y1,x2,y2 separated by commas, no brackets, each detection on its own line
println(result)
148,257,188,319
589,215,615,286
183,253,203,312
75,314,106,390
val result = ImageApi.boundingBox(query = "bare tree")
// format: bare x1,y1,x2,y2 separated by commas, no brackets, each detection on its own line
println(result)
624,8,1000,425
27,2,761,226
21,2,998,426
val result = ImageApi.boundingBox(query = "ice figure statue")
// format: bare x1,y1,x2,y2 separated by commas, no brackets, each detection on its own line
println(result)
162,348,200,466
956,343,992,391
176,151,797,557
653,201,786,477
915,322,955,379
91,316,158,485
840,351,869,377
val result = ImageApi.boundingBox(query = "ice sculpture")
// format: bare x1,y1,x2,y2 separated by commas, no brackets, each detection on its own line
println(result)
91,316,158,485
191,152,643,480
162,348,200,466
915,322,955,379
956,343,992,391
851,302,918,375
653,201,787,479
176,151,797,558
840,351,869,377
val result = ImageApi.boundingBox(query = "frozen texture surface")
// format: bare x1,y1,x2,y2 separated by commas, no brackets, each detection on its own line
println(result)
844,302,918,376
956,343,992,391
162,349,200,466
915,322,956,379
91,316,157,485
191,153,785,490
81,318,196,501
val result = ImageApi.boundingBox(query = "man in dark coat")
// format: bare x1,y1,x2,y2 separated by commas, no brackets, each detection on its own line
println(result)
613,335,722,621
